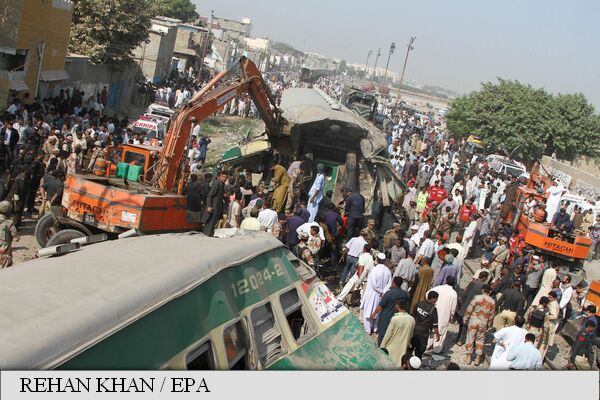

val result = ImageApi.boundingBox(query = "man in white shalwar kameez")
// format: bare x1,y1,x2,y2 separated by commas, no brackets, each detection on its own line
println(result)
461,216,478,255
531,264,559,306
489,316,528,370
360,253,392,334
337,247,374,302
545,181,566,223
427,276,458,353
478,185,489,210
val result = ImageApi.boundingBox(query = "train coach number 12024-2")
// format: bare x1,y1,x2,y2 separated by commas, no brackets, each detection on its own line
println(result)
230,264,286,298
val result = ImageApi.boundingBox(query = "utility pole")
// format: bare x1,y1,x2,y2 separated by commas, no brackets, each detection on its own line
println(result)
395,36,415,107
363,49,372,80
371,48,381,82
383,42,395,86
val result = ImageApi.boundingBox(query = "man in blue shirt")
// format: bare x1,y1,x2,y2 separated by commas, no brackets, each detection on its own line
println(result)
344,187,365,239
323,203,343,239
581,305,598,336
372,277,410,346
506,333,543,370
307,164,325,223
285,208,305,253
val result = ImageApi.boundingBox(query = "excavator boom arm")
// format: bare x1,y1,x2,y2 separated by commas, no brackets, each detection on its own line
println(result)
154,57,281,192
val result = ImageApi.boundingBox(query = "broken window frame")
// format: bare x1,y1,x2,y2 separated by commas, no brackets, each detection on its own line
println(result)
184,340,215,370
222,319,249,370
249,300,287,367
279,287,317,346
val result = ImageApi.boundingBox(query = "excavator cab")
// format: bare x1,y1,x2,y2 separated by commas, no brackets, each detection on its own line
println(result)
121,144,161,182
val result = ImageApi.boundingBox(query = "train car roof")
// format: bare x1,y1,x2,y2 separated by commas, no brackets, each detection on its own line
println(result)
280,88,387,158
0,231,284,369
281,87,362,127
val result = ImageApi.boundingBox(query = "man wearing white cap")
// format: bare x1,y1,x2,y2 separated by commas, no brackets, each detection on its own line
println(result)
401,355,422,370
360,253,392,334
408,225,420,253
409,356,422,370
523,255,544,306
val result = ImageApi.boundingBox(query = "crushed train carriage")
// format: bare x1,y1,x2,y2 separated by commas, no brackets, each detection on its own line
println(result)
0,231,396,370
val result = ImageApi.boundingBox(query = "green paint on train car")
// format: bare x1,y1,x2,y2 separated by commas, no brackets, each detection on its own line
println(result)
60,248,298,369
269,314,397,370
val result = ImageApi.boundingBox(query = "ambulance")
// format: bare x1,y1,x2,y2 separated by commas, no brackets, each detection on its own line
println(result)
131,115,167,145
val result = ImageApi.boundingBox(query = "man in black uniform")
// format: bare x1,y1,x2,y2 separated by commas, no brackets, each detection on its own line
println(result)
202,170,227,237
411,290,440,359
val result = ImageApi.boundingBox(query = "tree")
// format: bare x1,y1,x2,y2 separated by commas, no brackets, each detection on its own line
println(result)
337,59,347,73
445,79,600,161
69,0,158,67
551,93,600,160
156,0,198,23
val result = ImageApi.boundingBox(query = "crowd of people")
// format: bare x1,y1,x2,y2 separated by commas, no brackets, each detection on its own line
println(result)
3,66,600,371
0,87,134,265
178,102,600,370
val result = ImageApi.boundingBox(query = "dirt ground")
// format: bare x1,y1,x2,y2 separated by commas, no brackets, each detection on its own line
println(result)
200,115,266,166
12,218,38,265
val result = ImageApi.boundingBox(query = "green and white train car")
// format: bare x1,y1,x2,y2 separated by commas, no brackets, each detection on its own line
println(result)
0,232,395,370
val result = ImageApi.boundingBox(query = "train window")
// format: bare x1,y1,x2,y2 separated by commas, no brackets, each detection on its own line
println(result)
250,303,285,366
280,288,316,345
223,321,248,370
185,341,214,370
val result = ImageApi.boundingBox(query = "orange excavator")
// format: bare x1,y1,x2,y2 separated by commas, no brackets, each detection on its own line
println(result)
506,161,592,271
36,57,283,246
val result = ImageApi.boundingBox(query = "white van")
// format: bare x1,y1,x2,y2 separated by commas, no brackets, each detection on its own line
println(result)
486,155,527,178
145,103,174,119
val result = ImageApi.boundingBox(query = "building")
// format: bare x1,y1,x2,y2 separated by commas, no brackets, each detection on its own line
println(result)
200,15,251,41
0,0,73,108
242,37,270,72
132,16,179,84
173,23,210,74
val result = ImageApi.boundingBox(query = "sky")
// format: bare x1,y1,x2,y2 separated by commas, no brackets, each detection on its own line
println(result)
193,0,600,107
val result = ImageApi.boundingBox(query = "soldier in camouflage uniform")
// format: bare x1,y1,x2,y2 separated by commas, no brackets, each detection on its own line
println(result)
463,284,496,366
364,219,377,248
0,200,18,269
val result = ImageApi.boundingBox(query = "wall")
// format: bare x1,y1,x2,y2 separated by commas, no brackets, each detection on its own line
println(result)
0,0,22,48
0,71,9,109
0,0,72,104
64,55,139,111
132,22,178,84
133,31,162,83
542,155,600,201
213,16,251,39
155,24,178,82
16,0,73,95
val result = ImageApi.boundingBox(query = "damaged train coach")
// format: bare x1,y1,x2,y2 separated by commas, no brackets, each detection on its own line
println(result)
221,87,406,227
